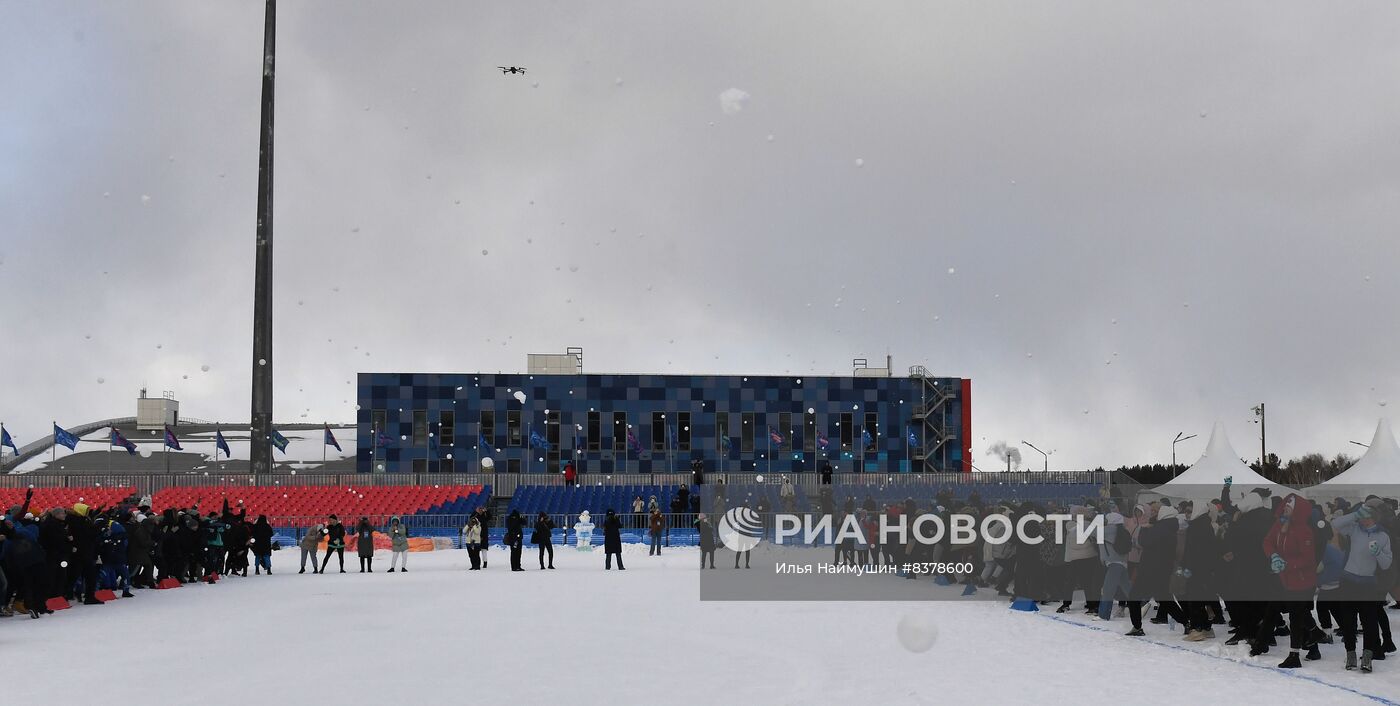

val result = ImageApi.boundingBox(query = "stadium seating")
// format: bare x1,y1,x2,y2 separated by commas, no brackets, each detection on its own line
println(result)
0,487,138,515
149,484,490,521
507,484,690,517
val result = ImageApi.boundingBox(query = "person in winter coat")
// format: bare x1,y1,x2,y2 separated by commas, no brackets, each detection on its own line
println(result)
648,508,665,556
1059,504,1101,615
506,510,526,572
355,518,376,572
98,517,133,597
463,516,484,570
299,523,323,574
1331,502,1395,672
3,514,47,618
251,515,275,575
1096,505,1131,621
472,506,492,569
67,504,102,604
127,512,156,588
157,511,184,583
632,496,645,529
223,516,250,576
1126,505,1188,636
695,513,716,569
1259,494,1319,666
321,515,347,574
532,512,555,570
1221,488,1276,646
603,509,625,570
387,516,409,572
779,477,796,513
1179,503,1223,642
563,461,577,487
691,458,705,487
820,462,833,485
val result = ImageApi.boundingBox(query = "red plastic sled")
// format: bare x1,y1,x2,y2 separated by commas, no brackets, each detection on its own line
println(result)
157,577,183,589
46,596,72,611
94,589,117,602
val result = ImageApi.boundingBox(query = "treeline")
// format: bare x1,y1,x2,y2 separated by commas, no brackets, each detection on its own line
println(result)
1098,452,1355,488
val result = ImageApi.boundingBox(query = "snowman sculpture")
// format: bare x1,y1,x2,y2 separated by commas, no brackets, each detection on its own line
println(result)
574,510,595,548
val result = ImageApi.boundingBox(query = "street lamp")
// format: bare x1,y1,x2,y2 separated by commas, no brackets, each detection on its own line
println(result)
1172,432,1197,468
1021,440,1049,473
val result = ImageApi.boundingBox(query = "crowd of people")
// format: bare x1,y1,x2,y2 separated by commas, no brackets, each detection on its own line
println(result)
829,479,1397,674
0,490,279,619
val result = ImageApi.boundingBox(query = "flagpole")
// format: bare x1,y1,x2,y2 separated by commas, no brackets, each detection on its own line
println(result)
107,426,112,474
323,423,328,467
766,427,771,475
1,422,6,472
51,421,56,467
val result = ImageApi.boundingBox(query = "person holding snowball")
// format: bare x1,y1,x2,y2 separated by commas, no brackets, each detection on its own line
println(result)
1330,501,1394,672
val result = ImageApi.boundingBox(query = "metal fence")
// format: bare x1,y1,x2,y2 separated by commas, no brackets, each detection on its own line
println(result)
0,470,1109,497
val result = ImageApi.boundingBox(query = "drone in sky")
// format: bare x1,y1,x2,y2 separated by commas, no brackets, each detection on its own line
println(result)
498,66,527,75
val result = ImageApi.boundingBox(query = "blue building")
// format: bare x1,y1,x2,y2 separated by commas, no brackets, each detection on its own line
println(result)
355,356,970,475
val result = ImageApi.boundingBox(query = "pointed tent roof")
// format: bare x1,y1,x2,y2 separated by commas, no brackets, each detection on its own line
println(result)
1158,422,1275,491
1318,418,1400,490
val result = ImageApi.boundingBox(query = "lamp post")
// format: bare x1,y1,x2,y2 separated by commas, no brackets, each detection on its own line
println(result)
1022,440,1049,473
1251,403,1267,469
1172,432,1197,469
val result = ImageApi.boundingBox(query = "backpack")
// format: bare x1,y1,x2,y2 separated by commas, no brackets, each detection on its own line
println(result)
1111,524,1132,556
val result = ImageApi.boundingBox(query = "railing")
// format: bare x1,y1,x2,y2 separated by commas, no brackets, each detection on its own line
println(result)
0,470,1109,497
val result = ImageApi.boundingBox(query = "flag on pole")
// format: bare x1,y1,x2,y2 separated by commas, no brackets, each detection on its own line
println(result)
215,430,232,458
861,429,874,449
722,435,732,454
626,428,642,454
324,424,342,452
1,427,17,455
111,427,138,455
478,433,493,455
529,427,550,450
270,429,289,454
816,431,830,450
376,429,395,447
163,425,182,451
54,423,80,451
907,426,920,448
768,426,785,447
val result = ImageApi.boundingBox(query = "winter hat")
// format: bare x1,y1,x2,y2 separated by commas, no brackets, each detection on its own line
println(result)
1235,492,1265,514
1156,506,1179,522
139,495,153,509
1356,504,1373,521
72,502,90,517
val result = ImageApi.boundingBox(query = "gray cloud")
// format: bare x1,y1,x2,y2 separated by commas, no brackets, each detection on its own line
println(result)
2,1,1398,469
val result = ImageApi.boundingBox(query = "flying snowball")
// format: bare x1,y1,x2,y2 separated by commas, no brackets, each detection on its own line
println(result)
766,134,775,142
201,365,210,372
947,267,956,275
97,377,105,384
896,613,939,653
755,475,764,483
614,77,623,86
141,195,151,204
513,390,527,403
719,88,751,115
854,158,864,167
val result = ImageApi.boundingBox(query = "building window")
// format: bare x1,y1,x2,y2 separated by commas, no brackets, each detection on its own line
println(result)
507,410,522,447
439,458,454,474
372,410,387,435
547,410,560,449
741,413,755,452
480,411,496,445
508,458,521,474
777,413,791,450
412,458,428,473
439,410,454,446
864,412,878,452
840,413,853,449
652,412,666,452
678,412,691,452
587,411,601,451
804,411,816,452
413,411,428,444
613,412,627,452
716,412,729,453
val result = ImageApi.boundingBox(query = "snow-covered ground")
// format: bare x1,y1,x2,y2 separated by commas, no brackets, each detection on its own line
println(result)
5,546,1395,705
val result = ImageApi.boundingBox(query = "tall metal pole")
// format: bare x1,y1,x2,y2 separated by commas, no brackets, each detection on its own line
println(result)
250,0,277,476
1259,403,1267,470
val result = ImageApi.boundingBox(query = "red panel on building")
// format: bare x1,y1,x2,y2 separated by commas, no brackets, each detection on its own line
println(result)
960,379,972,473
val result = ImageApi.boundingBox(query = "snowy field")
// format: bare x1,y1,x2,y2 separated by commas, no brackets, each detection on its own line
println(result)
6,546,1397,705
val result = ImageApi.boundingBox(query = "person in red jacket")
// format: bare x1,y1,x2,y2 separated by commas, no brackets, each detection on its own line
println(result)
563,461,577,488
1261,493,1320,668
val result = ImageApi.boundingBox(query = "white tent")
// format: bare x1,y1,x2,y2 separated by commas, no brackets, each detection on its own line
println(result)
1313,418,1400,497
1157,421,1276,494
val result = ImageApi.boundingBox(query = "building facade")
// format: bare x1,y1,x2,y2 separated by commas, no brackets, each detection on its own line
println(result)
356,370,970,474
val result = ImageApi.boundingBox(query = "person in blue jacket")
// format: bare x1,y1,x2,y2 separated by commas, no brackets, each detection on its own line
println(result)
99,515,133,598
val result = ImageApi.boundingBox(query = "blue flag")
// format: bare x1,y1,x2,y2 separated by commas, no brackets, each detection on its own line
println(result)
722,435,732,453
529,426,550,451
270,429,289,454
323,424,342,452
1,426,17,454
907,427,920,448
215,429,232,458
376,429,395,448
478,433,493,454
111,427,137,455
164,425,182,451
861,429,874,449
53,423,80,451
428,425,440,458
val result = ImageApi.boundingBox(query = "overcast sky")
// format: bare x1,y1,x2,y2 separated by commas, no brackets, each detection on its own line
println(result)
2,1,1398,470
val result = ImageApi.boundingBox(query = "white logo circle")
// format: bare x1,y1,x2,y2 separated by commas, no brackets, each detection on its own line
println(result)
718,507,763,553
